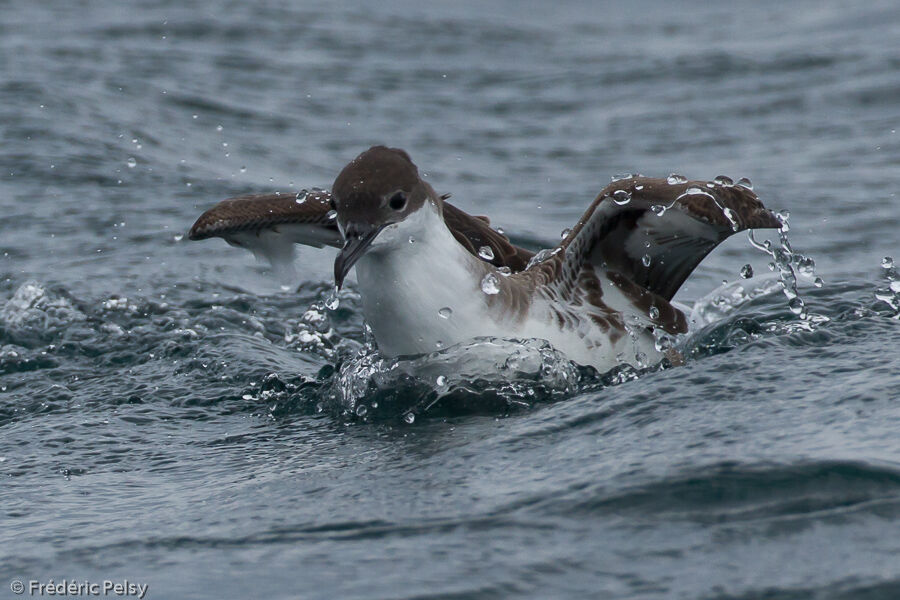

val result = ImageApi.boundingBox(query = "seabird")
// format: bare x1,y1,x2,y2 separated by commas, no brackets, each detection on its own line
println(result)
189,146,780,372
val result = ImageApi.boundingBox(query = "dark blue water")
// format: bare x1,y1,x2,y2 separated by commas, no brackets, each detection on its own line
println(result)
2,1,899,598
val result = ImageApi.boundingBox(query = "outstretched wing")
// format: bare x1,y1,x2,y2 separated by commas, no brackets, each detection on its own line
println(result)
188,189,342,247
188,189,534,272
516,176,781,332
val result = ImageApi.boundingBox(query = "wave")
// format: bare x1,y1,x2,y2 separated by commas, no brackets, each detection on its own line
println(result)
552,460,900,523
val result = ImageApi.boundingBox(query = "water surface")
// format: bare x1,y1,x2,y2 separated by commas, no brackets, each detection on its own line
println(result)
2,1,899,598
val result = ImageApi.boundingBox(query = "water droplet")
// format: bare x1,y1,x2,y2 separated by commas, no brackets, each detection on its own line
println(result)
496,227,504,235
438,307,452,319
173,233,183,242
126,157,137,168
814,277,824,288
612,189,632,205
560,228,572,239
736,177,753,190
326,210,337,220
740,264,753,279
481,273,501,295
478,246,494,261
685,186,705,195
714,175,734,186
611,173,634,182
642,254,651,267
436,375,447,387
788,297,804,315
635,352,648,368
403,412,415,424
797,256,816,278
216,124,223,132
408,236,415,244
324,287,340,310
650,204,666,216
295,190,308,204
497,266,512,276
882,256,894,270
355,404,368,417
649,306,660,319
667,173,687,185
192,114,198,119
525,248,555,269
240,166,247,173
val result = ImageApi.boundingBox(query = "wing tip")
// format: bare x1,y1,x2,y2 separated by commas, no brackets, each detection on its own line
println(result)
187,210,226,241
751,208,783,231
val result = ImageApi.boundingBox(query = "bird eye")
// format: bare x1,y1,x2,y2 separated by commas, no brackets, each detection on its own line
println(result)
388,192,407,211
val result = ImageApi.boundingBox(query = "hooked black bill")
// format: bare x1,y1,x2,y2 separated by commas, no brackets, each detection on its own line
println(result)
334,224,386,289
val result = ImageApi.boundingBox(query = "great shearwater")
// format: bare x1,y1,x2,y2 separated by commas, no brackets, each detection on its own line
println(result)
189,146,780,372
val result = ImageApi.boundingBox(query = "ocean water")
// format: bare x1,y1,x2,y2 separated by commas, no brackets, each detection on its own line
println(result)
2,1,900,598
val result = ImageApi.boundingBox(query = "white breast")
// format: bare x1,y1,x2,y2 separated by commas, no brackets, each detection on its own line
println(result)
354,203,510,356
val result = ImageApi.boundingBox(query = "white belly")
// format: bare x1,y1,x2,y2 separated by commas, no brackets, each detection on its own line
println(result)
356,233,507,356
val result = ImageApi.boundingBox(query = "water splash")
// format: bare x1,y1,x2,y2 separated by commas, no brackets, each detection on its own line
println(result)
0,281,87,330
747,210,823,320
525,248,560,269
326,337,583,421
688,276,783,328
875,256,900,317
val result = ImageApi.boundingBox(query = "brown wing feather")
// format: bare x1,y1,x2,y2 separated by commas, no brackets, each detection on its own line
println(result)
588,177,780,300
188,189,340,244
442,202,534,272
512,176,780,333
